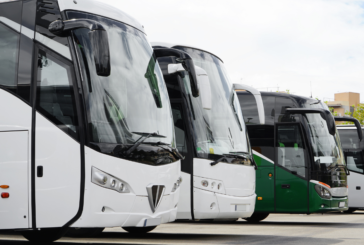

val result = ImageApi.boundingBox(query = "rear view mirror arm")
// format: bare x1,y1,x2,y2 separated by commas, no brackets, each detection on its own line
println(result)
286,108,336,136
153,48,199,97
334,116,362,141
49,19,111,77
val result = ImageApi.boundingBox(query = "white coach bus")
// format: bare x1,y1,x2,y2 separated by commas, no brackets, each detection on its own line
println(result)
336,117,363,213
0,0,181,242
151,42,265,221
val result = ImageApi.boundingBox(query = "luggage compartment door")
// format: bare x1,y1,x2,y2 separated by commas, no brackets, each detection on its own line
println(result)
0,131,29,229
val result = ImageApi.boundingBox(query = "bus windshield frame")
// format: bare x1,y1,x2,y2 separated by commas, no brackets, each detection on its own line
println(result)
172,46,252,164
67,11,178,165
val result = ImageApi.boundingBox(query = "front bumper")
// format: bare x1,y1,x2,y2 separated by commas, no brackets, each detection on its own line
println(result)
122,189,180,227
193,187,256,220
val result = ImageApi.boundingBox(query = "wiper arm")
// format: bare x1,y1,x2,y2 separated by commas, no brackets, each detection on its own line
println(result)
149,142,185,160
229,152,258,170
210,153,257,169
125,132,166,156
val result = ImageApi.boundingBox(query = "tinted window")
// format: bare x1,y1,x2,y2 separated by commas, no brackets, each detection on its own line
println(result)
276,124,306,177
338,129,361,150
275,96,298,123
36,48,78,140
344,150,364,174
171,104,188,156
0,23,20,94
238,93,275,125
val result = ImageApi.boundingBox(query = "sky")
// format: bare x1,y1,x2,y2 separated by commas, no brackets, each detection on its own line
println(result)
104,0,364,102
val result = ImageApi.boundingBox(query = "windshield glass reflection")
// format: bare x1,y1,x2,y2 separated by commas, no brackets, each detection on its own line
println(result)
173,46,249,158
301,100,346,187
68,12,175,151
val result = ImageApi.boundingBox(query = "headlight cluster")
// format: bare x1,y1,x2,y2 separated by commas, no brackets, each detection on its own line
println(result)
91,167,130,193
314,184,331,199
172,176,182,192
201,180,222,190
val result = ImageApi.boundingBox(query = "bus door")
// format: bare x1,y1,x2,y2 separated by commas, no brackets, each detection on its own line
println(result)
33,45,81,227
171,100,194,219
275,123,308,212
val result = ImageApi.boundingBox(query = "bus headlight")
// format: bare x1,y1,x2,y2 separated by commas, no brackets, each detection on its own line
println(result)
314,185,331,199
91,167,130,193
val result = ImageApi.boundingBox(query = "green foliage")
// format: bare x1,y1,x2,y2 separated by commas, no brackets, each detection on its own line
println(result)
353,104,364,125
286,89,290,94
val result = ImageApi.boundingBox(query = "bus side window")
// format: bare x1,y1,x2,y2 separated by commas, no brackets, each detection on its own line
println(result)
35,48,79,140
0,23,20,95
276,124,306,178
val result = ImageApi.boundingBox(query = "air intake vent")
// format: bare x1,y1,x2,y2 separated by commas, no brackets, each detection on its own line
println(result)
37,0,59,15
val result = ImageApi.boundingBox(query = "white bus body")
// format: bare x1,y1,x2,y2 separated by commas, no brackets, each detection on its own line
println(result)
337,126,364,211
0,0,180,241
152,42,263,221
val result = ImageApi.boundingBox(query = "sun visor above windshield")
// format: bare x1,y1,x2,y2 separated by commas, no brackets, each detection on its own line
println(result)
57,0,145,33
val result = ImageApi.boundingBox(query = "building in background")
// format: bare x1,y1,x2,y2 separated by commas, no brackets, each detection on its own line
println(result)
326,92,360,117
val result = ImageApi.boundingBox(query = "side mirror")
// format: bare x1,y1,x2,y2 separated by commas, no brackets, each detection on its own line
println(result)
153,48,199,97
195,66,211,110
168,64,211,110
334,116,362,141
286,108,336,136
49,19,111,76
233,84,265,124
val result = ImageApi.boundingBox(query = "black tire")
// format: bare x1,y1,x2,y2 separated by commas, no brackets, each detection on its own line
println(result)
66,228,104,237
344,208,356,213
21,228,64,243
122,226,157,234
244,213,269,223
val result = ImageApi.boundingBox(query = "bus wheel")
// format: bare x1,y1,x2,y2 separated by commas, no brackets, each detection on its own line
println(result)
244,213,269,223
21,228,63,243
122,226,157,234
344,208,356,213
66,228,105,237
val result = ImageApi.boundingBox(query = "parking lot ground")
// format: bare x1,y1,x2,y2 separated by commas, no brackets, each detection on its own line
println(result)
1,211,364,245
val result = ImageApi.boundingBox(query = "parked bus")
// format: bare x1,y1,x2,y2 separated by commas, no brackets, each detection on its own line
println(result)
237,92,349,222
337,122,364,213
0,0,181,242
151,43,265,221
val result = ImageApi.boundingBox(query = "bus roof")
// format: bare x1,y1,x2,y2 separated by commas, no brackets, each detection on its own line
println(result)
151,42,224,63
57,0,145,33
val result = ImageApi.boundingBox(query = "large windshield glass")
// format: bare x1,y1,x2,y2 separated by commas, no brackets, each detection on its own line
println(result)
173,46,249,159
338,128,364,174
68,12,175,155
301,100,346,187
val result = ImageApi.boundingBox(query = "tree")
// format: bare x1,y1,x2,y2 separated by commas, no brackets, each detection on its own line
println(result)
353,104,364,125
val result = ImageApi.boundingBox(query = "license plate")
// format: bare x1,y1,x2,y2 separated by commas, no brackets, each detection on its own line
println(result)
339,202,345,208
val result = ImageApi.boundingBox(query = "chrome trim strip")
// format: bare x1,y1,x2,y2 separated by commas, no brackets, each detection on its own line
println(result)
35,32,72,60
0,16,21,32
21,25,34,39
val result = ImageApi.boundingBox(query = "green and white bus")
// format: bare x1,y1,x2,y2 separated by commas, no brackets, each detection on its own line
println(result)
237,92,349,222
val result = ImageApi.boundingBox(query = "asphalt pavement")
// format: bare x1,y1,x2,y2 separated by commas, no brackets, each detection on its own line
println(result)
1,212,364,245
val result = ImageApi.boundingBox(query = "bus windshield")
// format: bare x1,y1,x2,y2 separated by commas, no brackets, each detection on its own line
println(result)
68,12,175,151
301,100,347,187
338,128,364,174
173,46,250,161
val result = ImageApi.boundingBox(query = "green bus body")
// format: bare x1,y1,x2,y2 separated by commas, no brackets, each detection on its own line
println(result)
238,92,348,214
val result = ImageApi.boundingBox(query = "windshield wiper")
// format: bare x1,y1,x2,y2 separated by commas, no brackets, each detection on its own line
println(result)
210,153,257,169
125,132,166,156
146,141,185,160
